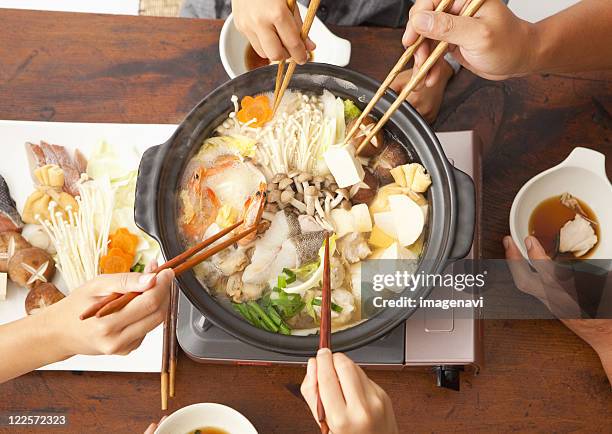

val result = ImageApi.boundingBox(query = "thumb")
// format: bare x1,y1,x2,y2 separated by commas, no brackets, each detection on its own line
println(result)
87,272,157,296
411,11,483,48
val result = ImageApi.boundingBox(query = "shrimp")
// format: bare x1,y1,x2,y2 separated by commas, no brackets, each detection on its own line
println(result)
237,182,267,246
179,165,221,242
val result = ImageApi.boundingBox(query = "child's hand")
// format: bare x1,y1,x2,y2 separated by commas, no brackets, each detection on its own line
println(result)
46,267,174,358
301,349,399,434
390,62,453,124
231,0,315,64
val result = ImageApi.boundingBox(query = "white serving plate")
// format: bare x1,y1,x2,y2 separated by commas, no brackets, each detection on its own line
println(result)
0,120,177,372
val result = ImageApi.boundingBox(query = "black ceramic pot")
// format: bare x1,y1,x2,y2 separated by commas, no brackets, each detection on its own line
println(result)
135,63,475,356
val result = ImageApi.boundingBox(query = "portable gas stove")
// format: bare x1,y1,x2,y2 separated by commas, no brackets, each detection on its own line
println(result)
177,131,483,391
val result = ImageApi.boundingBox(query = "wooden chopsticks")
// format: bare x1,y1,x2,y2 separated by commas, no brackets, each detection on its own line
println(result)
79,220,255,320
351,0,487,155
272,0,321,113
161,281,179,410
273,0,298,104
317,233,331,434
343,0,455,146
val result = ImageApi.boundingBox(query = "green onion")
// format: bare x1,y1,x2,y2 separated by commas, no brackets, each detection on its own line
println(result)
131,263,145,273
232,303,255,325
312,298,343,313
248,301,279,332
277,275,287,289
282,268,297,284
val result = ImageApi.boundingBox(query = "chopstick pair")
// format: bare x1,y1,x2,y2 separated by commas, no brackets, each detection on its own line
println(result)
316,234,332,434
272,0,321,113
273,0,297,104
345,0,487,155
161,282,178,410
79,219,257,320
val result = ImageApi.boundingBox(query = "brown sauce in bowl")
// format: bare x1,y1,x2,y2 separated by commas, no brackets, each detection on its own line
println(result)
528,194,599,257
245,45,270,71
245,44,314,71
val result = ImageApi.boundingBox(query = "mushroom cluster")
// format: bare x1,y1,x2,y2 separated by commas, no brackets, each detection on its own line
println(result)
264,171,352,230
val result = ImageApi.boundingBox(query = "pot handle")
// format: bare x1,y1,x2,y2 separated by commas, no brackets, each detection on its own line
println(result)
134,144,163,241
449,168,476,261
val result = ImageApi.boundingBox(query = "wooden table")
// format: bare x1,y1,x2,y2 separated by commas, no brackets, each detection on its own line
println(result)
1,9,611,433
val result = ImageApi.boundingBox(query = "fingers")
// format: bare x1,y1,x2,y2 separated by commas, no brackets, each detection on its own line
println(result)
332,353,367,408
258,25,290,61
316,348,347,420
117,309,164,352
503,236,545,300
84,272,158,296
144,260,158,273
300,358,319,421
102,269,174,330
403,0,469,47
410,10,485,49
390,70,411,93
245,30,266,58
275,13,308,64
524,236,550,260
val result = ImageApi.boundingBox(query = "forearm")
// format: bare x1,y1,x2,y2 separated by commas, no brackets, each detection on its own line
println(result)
529,0,612,74
0,310,69,384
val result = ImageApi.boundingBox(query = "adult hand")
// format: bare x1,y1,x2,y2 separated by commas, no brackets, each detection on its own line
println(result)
144,416,167,434
44,265,174,358
504,235,612,383
390,62,453,123
301,349,398,434
403,0,535,87
231,0,315,64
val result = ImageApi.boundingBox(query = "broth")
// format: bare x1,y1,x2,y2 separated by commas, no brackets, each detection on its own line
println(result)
528,194,599,257
186,428,230,434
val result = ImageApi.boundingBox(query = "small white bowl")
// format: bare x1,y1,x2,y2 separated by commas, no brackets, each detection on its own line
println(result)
510,147,612,260
155,403,258,434
219,3,351,79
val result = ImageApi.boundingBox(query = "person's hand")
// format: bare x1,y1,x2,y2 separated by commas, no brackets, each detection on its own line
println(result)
390,62,453,123
231,0,316,64
144,416,167,434
504,235,612,383
301,349,398,434
41,265,174,359
403,0,535,87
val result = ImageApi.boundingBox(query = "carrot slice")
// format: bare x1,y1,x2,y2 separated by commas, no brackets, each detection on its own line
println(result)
100,247,134,274
237,94,272,127
109,228,140,256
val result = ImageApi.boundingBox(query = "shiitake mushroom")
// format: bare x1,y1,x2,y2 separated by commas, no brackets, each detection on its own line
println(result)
8,247,55,289
25,282,65,315
370,140,410,185
347,116,384,158
0,231,31,273
351,169,379,205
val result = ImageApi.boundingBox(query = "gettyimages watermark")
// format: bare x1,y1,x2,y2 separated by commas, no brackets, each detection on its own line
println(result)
357,258,612,321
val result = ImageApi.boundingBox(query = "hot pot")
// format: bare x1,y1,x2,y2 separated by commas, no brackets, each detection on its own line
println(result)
134,63,475,356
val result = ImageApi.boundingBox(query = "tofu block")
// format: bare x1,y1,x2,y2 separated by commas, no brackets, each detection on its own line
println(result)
373,211,396,238
323,145,365,188
380,242,418,260
350,204,373,232
369,226,395,249
388,194,425,247
331,208,354,238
